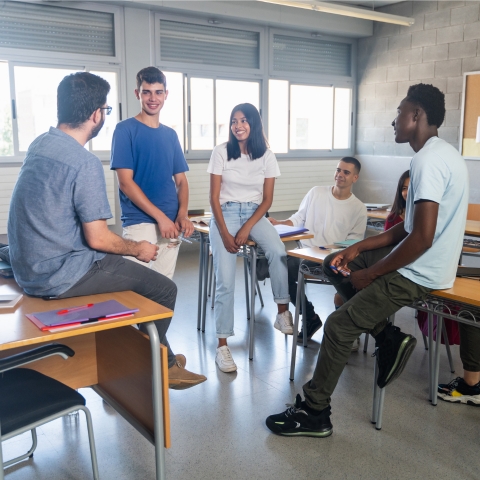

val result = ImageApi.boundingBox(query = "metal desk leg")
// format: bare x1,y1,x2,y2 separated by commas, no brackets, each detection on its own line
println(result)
432,315,444,406
201,238,209,332
243,247,250,320
290,269,304,380
144,322,166,480
248,246,257,360
197,233,205,330
428,311,434,401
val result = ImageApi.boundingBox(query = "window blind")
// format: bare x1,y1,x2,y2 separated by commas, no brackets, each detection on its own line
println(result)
0,2,115,56
273,35,351,77
159,20,259,69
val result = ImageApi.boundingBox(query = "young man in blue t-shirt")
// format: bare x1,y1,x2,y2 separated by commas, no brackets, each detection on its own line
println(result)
111,67,193,279
266,83,473,437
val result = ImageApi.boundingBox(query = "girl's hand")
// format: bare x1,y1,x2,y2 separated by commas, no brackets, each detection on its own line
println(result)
235,225,252,246
221,232,240,254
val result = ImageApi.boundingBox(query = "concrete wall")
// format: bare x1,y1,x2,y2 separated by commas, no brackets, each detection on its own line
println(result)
354,1,480,204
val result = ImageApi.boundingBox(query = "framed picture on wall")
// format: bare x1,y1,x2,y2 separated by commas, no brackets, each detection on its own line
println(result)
459,71,480,160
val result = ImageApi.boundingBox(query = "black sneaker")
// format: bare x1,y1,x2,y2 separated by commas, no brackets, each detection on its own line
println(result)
297,314,323,343
374,323,417,388
438,377,480,406
265,394,333,437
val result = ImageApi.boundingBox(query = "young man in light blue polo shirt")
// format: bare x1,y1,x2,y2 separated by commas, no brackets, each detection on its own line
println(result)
266,83,471,437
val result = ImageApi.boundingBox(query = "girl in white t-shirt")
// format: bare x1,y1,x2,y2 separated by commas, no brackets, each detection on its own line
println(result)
207,103,292,372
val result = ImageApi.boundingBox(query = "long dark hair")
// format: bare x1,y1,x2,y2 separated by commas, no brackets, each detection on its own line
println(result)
226,103,269,161
389,170,410,220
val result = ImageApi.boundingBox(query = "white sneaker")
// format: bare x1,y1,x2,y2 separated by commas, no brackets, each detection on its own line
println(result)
351,338,361,352
215,346,237,373
274,311,294,335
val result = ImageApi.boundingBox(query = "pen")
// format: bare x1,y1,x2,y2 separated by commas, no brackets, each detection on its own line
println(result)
178,232,193,244
57,303,94,315
330,265,350,276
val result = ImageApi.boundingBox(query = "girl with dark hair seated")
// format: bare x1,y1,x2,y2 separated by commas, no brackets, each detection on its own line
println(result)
207,103,291,372
384,170,410,231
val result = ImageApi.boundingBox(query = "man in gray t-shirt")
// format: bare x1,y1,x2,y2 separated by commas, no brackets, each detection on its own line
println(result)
8,72,206,390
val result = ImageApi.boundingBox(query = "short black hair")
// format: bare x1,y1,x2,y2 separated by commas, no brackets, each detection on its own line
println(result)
136,67,167,90
227,103,269,161
57,72,110,128
340,156,361,174
406,83,445,128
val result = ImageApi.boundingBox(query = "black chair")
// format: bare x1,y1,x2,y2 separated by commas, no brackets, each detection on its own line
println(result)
0,344,99,479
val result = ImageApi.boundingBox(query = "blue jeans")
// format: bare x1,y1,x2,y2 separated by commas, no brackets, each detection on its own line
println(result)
210,202,290,338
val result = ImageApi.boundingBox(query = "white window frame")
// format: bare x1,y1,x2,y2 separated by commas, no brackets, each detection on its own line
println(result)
0,3,126,164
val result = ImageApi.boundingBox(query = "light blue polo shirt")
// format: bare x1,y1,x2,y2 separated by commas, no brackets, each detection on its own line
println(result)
397,136,468,290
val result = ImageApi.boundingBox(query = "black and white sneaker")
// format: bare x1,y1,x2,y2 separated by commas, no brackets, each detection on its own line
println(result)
297,314,323,343
265,394,333,438
438,377,480,406
374,323,417,388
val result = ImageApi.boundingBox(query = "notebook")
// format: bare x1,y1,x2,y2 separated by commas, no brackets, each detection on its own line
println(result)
333,239,360,248
274,225,309,238
26,300,139,331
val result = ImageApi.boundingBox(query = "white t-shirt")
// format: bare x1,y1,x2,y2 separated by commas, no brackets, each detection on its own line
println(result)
207,143,281,205
288,186,367,248
397,136,468,290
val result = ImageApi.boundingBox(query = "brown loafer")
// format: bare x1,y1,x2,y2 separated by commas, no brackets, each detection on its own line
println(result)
168,364,207,390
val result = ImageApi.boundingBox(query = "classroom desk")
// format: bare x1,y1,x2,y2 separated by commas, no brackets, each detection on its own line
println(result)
366,209,390,221
465,220,480,237
0,280,172,480
192,223,313,359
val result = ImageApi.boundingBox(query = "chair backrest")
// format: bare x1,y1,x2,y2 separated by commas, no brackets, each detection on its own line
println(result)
467,204,480,221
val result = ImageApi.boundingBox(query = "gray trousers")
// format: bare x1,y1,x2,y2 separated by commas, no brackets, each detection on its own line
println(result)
302,246,432,411
58,254,177,368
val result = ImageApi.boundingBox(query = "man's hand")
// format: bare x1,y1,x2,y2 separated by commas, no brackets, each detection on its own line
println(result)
349,269,376,291
235,224,252,247
221,232,240,254
157,216,179,239
135,240,159,263
330,245,360,274
175,215,194,237
268,217,280,226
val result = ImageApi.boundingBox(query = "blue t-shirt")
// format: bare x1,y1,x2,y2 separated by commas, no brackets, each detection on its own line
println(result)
7,127,112,297
110,118,188,227
397,136,469,290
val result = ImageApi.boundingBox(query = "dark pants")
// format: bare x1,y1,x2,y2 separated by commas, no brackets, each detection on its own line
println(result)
58,254,177,368
287,256,318,323
459,323,480,371
302,246,432,411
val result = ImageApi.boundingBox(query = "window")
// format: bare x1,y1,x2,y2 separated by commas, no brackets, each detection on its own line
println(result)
160,72,185,151
0,62,120,159
268,80,353,154
14,66,77,151
0,62,13,156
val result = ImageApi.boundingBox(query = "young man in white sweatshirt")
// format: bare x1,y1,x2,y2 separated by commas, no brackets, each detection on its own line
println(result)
269,157,367,343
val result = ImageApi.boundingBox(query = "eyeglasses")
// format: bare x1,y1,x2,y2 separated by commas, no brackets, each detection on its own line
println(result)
100,106,112,116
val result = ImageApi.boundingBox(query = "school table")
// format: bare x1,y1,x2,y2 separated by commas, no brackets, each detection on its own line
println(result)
0,279,173,480
192,223,313,359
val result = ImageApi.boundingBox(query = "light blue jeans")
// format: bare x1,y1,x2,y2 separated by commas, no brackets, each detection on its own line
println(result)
210,202,290,338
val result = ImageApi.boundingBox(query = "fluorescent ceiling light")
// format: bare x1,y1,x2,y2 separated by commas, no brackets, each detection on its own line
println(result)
258,0,415,26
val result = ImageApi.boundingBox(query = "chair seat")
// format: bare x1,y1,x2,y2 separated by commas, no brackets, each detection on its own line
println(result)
0,368,85,436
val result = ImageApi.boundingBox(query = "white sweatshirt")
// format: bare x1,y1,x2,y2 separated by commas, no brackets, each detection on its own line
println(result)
288,186,367,248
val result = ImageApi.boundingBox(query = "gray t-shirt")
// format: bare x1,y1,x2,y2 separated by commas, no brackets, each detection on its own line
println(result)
8,127,112,296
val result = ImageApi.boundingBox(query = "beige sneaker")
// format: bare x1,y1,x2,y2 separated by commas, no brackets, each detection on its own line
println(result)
168,362,207,390
274,310,294,335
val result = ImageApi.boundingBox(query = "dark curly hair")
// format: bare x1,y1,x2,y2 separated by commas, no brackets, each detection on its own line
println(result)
405,83,445,128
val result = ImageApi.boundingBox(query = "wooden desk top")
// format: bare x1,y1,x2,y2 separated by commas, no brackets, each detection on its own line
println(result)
465,220,480,237
431,277,480,307
0,279,173,351
287,247,331,264
193,224,313,245
367,209,390,220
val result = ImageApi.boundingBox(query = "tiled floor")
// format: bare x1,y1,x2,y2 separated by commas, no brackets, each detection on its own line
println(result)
3,247,480,479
